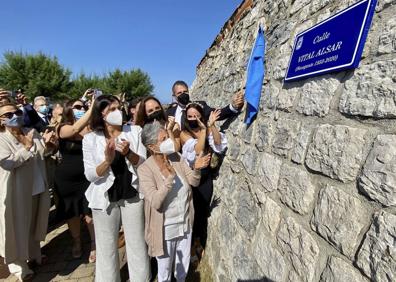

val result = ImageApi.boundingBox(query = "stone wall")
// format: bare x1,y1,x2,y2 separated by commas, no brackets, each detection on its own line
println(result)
190,0,396,281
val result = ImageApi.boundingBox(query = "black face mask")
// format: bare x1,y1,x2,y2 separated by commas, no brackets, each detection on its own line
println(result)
187,119,199,129
177,92,190,106
145,110,166,123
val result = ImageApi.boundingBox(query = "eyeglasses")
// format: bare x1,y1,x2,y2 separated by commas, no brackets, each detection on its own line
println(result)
1,109,23,119
72,105,85,110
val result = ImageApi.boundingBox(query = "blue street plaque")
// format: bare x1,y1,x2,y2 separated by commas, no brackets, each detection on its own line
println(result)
284,0,377,82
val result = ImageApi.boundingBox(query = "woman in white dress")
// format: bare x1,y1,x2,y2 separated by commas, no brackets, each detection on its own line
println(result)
0,102,55,281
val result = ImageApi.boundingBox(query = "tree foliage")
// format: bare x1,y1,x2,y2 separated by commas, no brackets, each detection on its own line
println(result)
0,51,71,100
0,52,154,102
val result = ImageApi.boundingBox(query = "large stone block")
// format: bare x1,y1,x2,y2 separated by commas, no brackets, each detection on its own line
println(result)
256,120,274,152
296,76,340,117
272,118,301,158
377,17,396,55
357,211,396,281
277,87,298,113
240,146,259,175
291,125,312,164
257,152,282,193
278,164,316,215
311,185,369,258
261,196,282,236
277,217,320,282
232,242,262,281
305,124,367,182
339,60,396,118
359,134,396,207
232,184,259,237
252,223,288,282
290,0,311,15
319,256,367,282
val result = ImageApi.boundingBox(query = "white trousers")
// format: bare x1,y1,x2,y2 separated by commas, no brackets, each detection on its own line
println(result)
92,197,150,282
8,195,41,280
156,231,192,282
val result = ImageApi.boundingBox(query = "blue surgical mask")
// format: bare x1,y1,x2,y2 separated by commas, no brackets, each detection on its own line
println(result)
38,105,49,115
73,109,85,120
3,114,24,128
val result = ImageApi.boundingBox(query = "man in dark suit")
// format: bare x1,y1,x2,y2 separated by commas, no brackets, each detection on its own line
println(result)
166,80,245,128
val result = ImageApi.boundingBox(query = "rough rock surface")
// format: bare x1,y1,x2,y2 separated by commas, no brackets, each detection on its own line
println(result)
278,164,316,214
277,217,320,282
339,60,396,118
357,211,396,282
311,185,369,258
305,124,367,182
320,256,367,282
359,135,396,207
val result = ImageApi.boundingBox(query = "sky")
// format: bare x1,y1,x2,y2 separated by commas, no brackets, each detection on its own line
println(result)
0,0,243,103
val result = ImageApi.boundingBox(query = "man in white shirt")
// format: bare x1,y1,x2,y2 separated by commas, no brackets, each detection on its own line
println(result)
166,80,245,129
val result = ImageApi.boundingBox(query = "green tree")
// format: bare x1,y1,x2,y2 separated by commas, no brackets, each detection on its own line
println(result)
103,68,154,100
69,73,105,99
0,51,72,101
0,51,154,102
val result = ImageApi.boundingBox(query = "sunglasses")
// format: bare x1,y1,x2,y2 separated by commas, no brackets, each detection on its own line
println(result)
72,105,86,110
1,109,23,119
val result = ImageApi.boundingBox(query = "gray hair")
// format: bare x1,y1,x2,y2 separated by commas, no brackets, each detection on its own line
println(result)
34,96,46,105
141,120,163,146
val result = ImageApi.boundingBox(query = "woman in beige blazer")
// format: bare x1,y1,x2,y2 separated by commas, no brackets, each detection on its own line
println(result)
0,102,55,281
138,121,210,282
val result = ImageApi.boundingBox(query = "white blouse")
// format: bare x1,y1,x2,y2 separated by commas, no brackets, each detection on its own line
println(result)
82,124,146,211
182,132,228,167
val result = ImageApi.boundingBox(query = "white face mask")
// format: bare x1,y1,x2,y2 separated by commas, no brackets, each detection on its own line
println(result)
159,138,175,155
105,109,123,126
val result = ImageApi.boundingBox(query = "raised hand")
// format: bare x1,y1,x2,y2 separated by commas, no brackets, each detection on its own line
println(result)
104,138,116,164
16,94,28,106
232,90,245,109
208,109,221,127
167,116,176,132
196,116,206,131
194,152,211,170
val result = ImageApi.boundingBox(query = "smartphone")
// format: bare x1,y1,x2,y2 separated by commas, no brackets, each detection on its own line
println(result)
94,89,103,98
44,125,56,132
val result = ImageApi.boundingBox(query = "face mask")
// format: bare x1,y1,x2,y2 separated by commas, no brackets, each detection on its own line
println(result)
187,119,199,129
38,105,49,115
145,110,166,123
177,92,190,106
105,109,123,126
3,114,24,128
73,109,85,120
159,138,175,155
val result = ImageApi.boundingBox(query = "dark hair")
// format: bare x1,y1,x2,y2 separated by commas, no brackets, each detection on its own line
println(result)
90,95,120,132
128,97,144,110
172,80,189,94
61,99,79,126
135,96,166,127
127,96,144,120
182,102,206,135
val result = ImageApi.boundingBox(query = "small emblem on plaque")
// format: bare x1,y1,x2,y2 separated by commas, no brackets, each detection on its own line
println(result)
296,36,304,50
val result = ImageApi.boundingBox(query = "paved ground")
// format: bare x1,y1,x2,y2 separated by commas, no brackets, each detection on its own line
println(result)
0,215,212,282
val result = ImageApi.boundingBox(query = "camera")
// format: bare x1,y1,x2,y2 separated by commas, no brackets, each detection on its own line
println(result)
94,89,103,98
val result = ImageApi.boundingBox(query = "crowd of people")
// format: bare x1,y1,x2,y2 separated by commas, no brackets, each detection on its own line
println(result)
0,81,244,282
